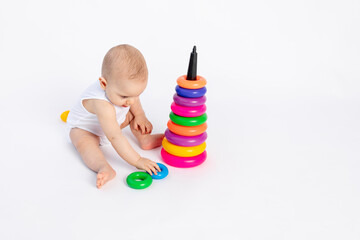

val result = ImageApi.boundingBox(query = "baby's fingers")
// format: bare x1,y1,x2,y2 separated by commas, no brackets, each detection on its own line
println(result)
146,168,153,175
151,165,158,175
146,123,153,134
147,164,158,175
146,167,156,175
136,123,145,134
145,125,150,134
152,162,161,172
140,125,146,134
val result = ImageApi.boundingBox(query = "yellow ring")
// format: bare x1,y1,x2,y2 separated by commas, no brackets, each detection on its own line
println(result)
162,137,206,157
177,75,207,89
60,110,70,122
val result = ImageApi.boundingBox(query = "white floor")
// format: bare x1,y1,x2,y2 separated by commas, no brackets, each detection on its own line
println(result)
1,0,360,239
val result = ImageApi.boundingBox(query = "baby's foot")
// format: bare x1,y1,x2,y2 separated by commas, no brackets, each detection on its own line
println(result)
96,166,116,189
140,134,165,150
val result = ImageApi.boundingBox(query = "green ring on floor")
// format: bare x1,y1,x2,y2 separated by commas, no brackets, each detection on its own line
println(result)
126,172,153,189
169,112,207,126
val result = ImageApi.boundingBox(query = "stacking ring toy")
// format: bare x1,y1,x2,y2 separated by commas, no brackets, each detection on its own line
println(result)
177,75,207,89
151,163,169,180
126,172,153,189
165,129,207,146
176,85,207,98
60,110,70,123
167,120,207,136
161,148,207,168
169,112,207,127
171,102,206,118
162,138,206,157
173,94,206,107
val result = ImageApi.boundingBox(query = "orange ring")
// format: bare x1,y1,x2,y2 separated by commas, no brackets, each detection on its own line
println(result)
167,120,207,136
177,75,207,89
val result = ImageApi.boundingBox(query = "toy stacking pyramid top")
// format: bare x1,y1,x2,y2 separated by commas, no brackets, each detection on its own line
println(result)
161,46,208,168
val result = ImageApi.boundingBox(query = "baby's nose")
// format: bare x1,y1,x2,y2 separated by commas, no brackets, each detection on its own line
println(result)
128,99,135,105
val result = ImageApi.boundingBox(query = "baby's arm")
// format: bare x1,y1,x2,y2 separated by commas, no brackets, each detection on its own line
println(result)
93,100,159,174
130,97,153,134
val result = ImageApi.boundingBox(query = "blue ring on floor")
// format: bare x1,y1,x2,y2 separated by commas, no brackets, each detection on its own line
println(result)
175,85,207,98
151,163,169,180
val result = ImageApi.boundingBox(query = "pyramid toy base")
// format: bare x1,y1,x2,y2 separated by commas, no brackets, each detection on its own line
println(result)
161,148,206,168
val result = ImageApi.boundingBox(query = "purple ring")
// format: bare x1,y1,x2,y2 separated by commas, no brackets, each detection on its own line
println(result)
173,94,207,107
165,128,207,146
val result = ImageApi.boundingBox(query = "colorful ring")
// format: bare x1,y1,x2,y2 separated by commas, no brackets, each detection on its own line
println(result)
169,112,207,127
126,172,153,189
165,129,207,146
161,148,207,168
151,163,168,180
60,110,70,123
176,85,207,98
173,94,206,107
167,120,207,136
171,102,206,118
162,137,206,157
177,75,207,89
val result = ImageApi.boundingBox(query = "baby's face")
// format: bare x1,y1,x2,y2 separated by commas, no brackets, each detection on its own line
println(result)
100,74,147,107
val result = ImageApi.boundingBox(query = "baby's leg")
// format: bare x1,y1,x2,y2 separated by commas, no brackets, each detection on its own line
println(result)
121,112,164,150
70,128,116,189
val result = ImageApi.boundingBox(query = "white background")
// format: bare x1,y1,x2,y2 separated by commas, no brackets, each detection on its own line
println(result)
1,0,360,239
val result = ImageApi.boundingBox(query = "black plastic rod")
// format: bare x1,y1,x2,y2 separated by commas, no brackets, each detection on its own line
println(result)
186,46,197,80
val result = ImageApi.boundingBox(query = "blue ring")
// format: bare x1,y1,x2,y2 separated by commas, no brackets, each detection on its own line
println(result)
175,85,207,98
151,163,169,179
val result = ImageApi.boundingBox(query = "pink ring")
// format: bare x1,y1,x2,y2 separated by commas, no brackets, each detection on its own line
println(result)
171,102,206,118
161,148,207,168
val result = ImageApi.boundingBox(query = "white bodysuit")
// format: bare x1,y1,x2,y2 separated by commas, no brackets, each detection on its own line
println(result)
66,81,130,145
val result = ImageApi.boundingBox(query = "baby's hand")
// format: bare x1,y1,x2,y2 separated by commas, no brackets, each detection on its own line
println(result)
135,157,161,175
133,114,153,134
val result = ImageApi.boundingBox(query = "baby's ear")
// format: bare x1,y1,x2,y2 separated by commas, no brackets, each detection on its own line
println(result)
99,77,107,90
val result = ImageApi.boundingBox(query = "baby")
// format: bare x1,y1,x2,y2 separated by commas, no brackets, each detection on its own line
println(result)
67,44,164,189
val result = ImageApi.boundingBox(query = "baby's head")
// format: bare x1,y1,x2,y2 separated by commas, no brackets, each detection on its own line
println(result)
99,44,148,107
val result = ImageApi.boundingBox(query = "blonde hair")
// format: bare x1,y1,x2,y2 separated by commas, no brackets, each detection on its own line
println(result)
101,44,148,81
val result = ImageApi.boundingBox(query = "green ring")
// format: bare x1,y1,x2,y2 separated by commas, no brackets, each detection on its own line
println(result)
169,112,207,126
126,172,153,189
